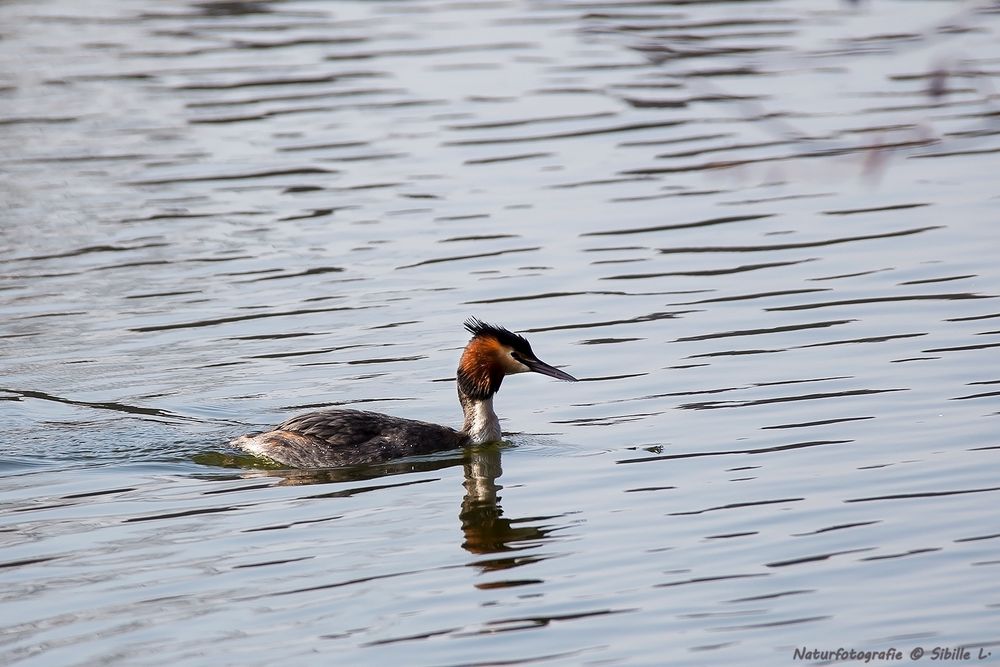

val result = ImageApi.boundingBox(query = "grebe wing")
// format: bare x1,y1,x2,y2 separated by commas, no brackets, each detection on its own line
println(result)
238,408,467,466
277,408,388,444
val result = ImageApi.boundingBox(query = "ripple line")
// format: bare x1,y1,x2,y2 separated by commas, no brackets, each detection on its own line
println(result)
674,319,852,342
524,310,692,332
444,120,688,145
582,213,773,237
618,440,851,464
656,573,768,588
923,341,1000,353
602,259,816,280
396,247,540,269
658,226,941,254
4,242,168,263
762,416,874,430
125,506,239,522
670,497,804,516
951,389,1000,401
129,167,336,186
822,202,930,216
860,548,941,561
791,521,881,536
1,387,190,421
673,288,830,305
0,556,60,569
464,290,626,304
448,111,615,130
846,485,1000,503
766,548,875,567
796,333,927,347
767,293,991,312
130,306,363,332
174,71,382,90
679,388,905,410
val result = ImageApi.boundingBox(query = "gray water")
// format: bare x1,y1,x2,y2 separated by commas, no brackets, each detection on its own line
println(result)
2,0,999,665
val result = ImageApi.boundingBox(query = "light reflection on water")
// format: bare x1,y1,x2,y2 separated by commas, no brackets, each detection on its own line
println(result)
1,0,999,664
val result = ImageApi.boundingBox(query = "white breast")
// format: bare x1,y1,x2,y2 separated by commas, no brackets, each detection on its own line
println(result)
466,397,502,444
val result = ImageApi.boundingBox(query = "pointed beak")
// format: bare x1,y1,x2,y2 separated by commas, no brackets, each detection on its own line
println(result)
523,356,578,382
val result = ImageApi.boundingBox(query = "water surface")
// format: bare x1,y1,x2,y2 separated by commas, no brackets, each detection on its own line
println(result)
1,0,999,664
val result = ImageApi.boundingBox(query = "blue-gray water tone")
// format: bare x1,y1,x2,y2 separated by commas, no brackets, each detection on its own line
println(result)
2,0,999,665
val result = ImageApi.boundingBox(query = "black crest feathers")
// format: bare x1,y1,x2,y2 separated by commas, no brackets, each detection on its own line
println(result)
463,317,533,355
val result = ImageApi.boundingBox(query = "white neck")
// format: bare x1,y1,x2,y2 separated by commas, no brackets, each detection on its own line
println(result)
462,397,502,444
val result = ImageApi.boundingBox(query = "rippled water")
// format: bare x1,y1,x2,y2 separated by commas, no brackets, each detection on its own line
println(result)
2,0,999,664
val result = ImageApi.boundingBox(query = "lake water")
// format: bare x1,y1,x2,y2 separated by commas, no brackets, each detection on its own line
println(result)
1,0,999,664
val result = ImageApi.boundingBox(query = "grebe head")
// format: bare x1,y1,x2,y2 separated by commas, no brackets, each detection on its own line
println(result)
457,317,578,400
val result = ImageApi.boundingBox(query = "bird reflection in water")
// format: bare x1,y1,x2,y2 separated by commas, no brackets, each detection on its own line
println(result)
460,444,554,577
205,443,557,574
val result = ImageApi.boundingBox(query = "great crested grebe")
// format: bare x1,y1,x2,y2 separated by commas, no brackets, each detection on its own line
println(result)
231,318,578,467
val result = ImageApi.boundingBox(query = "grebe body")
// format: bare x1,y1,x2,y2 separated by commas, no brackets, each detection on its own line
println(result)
231,318,577,467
